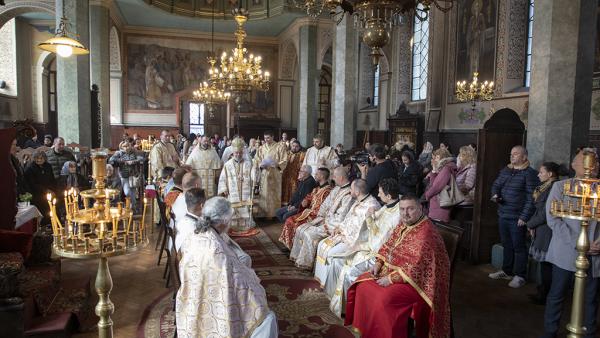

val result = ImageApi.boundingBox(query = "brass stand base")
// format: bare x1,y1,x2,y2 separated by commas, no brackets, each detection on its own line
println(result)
95,257,114,338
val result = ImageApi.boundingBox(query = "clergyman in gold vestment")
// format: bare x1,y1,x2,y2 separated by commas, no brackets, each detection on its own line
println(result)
282,140,305,205
253,131,288,218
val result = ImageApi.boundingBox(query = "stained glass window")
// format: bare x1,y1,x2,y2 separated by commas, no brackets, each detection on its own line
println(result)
373,65,380,107
524,0,534,87
189,102,205,136
411,5,429,101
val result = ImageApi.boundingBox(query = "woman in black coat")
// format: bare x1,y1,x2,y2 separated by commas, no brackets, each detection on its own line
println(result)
526,162,562,305
24,150,56,223
397,151,422,195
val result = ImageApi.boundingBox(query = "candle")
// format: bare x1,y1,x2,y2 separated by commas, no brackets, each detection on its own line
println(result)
49,211,57,234
126,212,133,235
112,217,118,238
64,191,70,219
141,198,148,232
125,197,131,210
99,222,105,239
117,202,123,216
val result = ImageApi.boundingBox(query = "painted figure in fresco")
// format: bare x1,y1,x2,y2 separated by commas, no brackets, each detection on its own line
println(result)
145,58,165,109
466,0,486,75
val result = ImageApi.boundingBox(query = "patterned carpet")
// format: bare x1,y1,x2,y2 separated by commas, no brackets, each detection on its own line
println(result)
137,223,355,338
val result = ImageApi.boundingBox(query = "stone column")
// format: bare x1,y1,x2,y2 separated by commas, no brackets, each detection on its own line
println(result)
90,4,111,147
527,0,597,166
331,15,358,149
297,24,318,146
56,0,91,145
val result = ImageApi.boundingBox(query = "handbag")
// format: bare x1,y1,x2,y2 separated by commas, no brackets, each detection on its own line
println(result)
438,175,465,208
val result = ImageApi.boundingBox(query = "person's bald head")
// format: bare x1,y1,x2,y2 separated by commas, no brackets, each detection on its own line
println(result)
333,166,349,187
510,145,528,166
351,179,368,198
182,172,202,191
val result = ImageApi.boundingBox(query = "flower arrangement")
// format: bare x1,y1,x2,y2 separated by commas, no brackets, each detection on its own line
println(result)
19,193,32,203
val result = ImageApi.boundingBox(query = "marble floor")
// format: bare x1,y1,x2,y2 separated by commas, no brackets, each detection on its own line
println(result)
64,222,581,338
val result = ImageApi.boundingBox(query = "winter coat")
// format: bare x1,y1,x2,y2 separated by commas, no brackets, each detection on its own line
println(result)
424,158,458,222
526,181,555,252
491,162,539,221
46,149,75,178
397,162,421,195
456,164,477,205
24,162,56,216
109,150,144,178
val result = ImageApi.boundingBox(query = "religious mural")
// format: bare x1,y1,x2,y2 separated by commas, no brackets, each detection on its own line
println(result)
127,43,210,110
456,0,498,83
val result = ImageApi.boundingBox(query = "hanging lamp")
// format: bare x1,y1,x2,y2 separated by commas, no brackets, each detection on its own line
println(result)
38,1,89,57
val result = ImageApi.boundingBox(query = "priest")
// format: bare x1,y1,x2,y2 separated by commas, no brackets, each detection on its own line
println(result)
315,179,380,291
282,140,305,205
290,166,353,269
253,130,288,218
345,194,451,338
185,135,222,198
279,167,332,249
303,134,338,179
149,129,180,180
330,178,401,316
218,138,257,235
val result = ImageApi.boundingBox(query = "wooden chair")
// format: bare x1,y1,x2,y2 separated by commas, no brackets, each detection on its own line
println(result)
156,198,170,269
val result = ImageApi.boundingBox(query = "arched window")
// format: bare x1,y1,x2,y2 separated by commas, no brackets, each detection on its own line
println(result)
0,19,17,97
189,102,205,136
411,5,429,101
524,0,534,87
373,64,380,107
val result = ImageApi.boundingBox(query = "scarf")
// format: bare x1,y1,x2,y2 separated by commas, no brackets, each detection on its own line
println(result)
507,160,530,170
533,179,556,201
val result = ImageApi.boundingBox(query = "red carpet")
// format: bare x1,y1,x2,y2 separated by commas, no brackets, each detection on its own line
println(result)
137,224,355,338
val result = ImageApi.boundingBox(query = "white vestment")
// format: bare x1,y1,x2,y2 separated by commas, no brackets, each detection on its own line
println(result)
176,228,275,338
302,145,339,178
218,158,257,232
315,195,381,292
329,200,401,316
289,184,353,268
185,146,222,197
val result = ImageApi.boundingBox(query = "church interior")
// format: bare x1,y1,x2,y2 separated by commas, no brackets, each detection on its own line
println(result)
1,0,600,337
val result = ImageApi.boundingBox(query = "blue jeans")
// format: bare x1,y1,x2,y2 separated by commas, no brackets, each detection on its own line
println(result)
543,264,599,337
275,207,298,223
121,177,137,211
498,216,527,278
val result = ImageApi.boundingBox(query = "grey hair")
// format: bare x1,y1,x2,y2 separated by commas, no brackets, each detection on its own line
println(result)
302,165,312,175
194,196,233,234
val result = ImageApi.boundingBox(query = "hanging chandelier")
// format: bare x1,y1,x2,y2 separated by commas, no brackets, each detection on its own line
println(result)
455,72,494,104
210,8,270,95
38,1,89,57
289,0,343,18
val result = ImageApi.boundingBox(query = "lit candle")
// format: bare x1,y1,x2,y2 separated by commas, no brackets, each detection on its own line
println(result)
64,191,70,219
126,212,133,235
117,202,123,216
112,217,117,238
141,198,148,233
99,222,105,240
49,211,57,234
52,198,63,229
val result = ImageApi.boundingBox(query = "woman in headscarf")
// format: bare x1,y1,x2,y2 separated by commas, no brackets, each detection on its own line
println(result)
58,161,88,192
418,141,434,175
24,150,56,220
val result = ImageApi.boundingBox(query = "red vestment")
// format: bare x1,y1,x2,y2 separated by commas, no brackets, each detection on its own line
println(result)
345,217,451,338
279,184,332,249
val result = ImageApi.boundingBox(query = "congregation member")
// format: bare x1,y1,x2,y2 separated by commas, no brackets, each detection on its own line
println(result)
455,145,477,205
164,167,191,208
160,166,176,197
43,134,53,147
281,139,306,205
109,140,144,209
275,165,318,223
174,187,206,252
424,148,458,223
23,133,41,149
290,167,353,269
419,141,434,174
279,167,331,249
526,162,561,305
185,135,222,198
10,139,29,196
543,149,600,338
397,150,421,196
329,178,401,316
489,145,538,288
58,161,88,192
176,197,278,338
344,195,451,338
253,130,288,218
218,138,257,234
46,137,75,178
248,138,258,158
172,172,202,224
303,134,338,178
105,164,123,192
358,143,396,199
149,129,180,181
315,179,380,292
24,150,56,221
439,141,452,156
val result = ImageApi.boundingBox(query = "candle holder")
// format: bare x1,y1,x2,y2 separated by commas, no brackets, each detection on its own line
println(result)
549,152,600,338
47,149,149,338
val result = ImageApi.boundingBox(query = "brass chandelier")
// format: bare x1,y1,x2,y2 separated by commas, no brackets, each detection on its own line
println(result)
38,0,89,58
455,72,494,104
209,8,270,95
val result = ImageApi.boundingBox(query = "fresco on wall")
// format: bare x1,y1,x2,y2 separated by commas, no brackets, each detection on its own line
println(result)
127,43,210,110
456,0,498,83
591,90,600,130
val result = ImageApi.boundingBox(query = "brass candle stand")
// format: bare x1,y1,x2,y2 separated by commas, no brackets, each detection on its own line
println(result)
47,149,149,338
549,153,599,338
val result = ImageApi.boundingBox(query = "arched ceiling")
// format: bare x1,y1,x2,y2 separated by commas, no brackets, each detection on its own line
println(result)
116,0,304,37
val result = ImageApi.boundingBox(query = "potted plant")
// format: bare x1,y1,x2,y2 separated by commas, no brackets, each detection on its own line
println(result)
18,193,32,208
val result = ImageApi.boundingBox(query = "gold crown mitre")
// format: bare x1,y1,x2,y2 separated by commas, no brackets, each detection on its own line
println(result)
231,138,245,151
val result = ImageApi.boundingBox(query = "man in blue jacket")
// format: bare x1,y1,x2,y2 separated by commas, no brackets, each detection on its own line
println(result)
489,145,539,288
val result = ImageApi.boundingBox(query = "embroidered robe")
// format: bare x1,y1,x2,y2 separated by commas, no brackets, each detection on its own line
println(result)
149,141,179,180
302,145,338,179
253,142,288,217
281,150,305,205
218,158,257,233
185,145,222,197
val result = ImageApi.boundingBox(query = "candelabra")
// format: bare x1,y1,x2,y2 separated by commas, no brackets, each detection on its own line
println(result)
47,149,149,338
455,72,494,108
549,152,600,338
